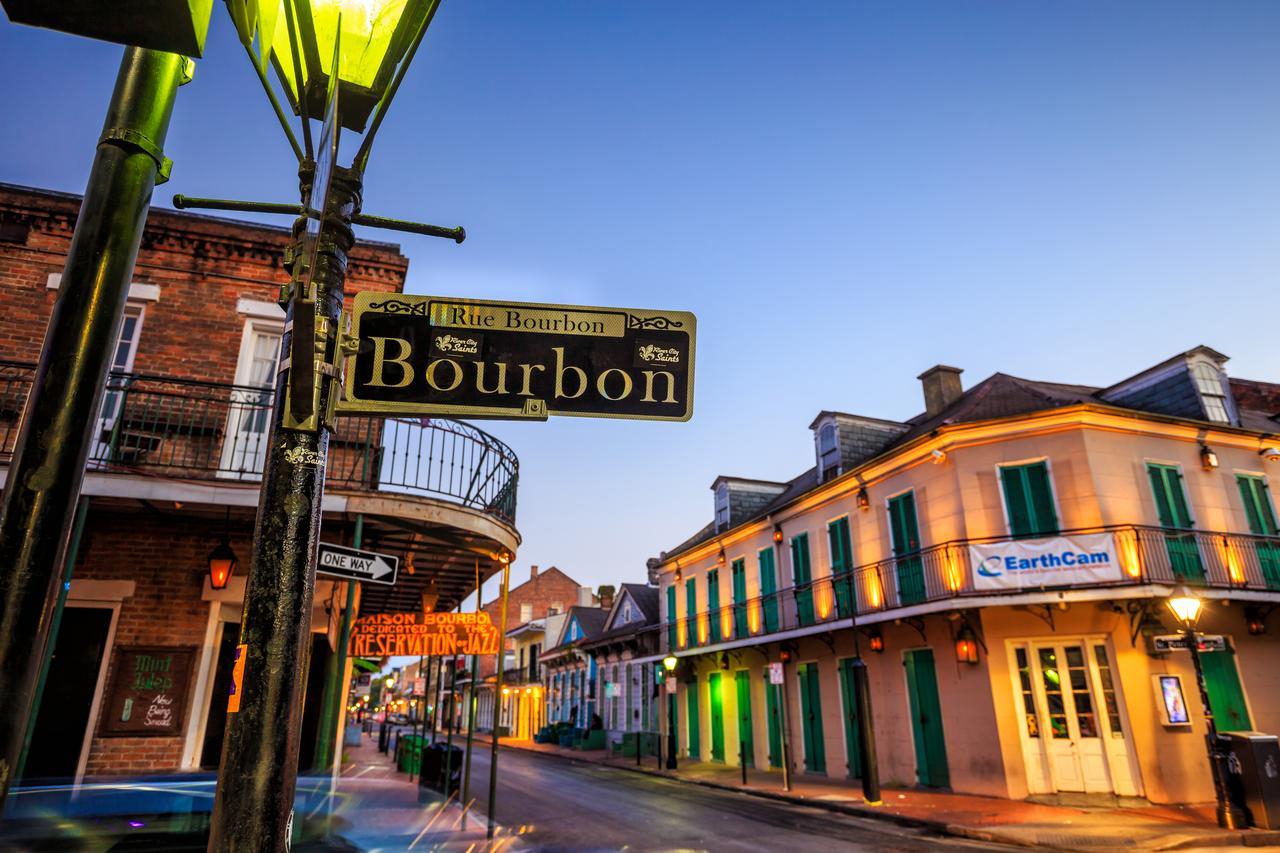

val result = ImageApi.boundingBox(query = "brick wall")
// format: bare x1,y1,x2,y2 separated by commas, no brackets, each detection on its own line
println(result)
477,566,583,678
73,509,252,775
0,183,408,374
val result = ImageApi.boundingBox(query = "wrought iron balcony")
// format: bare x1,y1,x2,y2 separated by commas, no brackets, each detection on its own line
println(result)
665,524,1280,653
0,360,518,524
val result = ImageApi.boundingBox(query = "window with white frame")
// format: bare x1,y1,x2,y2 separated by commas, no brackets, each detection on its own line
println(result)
818,423,840,482
715,484,730,531
1191,362,1231,424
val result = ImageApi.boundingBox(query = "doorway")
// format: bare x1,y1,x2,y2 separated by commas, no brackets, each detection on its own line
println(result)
904,648,949,787
685,679,701,759
199,626,241,768
709,672,725,761
23,607,114,781
1012,639,1141,795
838,657,863,779
735,671,755,768
798,661,826,773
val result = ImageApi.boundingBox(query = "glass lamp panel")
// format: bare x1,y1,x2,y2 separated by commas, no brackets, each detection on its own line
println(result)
309,0,410,89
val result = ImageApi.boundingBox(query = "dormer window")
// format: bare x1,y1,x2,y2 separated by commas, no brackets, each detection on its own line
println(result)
715,483,730,532
1191,362,1231,423
818,423,840,482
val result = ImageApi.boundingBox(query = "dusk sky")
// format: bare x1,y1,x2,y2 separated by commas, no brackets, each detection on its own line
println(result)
3,2,1279,608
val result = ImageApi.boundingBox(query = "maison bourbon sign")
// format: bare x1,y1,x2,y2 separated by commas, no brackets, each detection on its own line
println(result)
100,646,196,737
348,611,502,657
338,293,696,421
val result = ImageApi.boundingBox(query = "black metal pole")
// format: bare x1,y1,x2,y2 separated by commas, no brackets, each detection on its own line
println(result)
486,560,512,840
315,516,363,772
0,47,186,811
1185,625,1246,828
848,578,881,805
207,165,362,851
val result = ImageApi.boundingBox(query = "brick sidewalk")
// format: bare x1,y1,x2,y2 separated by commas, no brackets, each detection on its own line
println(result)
481,734,1280,851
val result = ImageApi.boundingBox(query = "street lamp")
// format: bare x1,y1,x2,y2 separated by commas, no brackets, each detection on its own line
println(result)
206,536,239,591
663,655,678,770
201,2,460,849
1166,585,1246,829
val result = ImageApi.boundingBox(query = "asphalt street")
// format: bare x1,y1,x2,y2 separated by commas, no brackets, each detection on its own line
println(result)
465,745,1012,852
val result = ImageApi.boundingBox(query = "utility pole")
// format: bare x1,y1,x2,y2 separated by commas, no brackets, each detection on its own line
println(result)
0,47,187,811
208,165,362,851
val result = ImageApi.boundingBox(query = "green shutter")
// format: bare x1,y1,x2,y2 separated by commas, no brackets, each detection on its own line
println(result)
1148,464,1205,582
1238,475,1280,589
736,670,755,768
709,672,725,761
1001,462,1059,538
838,658,862,778
904,649,949,787
792,534,815,626
889,492,925,605
731,559,749,638
828,517,855,617
686,680,701,758
685,579,698,646
798,662,826,773
707,570,721,643
667,586,677,648
1200,649,1252,733
759,548,779,633
765,679,782,768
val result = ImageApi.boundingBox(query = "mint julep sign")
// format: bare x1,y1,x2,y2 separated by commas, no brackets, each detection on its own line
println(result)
339,294,695,421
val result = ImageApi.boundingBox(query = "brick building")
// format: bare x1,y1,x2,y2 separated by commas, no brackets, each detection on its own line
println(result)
0,183,521,781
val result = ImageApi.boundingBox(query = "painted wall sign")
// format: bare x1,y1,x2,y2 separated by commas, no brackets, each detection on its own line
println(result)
970,532,1123,591
100,646,196,737
338,293,696,422
348,611,501,658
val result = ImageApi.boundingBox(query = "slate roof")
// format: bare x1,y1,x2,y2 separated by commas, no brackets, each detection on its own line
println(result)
660,357,1280,561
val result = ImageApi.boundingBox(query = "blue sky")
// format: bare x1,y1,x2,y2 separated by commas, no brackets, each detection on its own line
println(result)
3,2,1279,607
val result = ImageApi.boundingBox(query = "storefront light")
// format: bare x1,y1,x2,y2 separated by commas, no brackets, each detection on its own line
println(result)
207,536,238,590
866,628,884,653
954,624,979,665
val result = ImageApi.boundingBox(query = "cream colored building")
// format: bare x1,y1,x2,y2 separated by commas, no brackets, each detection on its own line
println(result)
657,347,1280,804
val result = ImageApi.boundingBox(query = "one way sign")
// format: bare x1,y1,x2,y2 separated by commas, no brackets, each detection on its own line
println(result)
317,543,399,586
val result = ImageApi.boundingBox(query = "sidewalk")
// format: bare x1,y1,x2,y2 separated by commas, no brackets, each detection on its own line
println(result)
481,734,1280,851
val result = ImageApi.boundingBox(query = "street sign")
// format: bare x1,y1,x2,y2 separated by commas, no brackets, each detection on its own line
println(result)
1152,633,1227,653
338,293,696,422
317,543,399,586
666,677,678,694
768,662,784,685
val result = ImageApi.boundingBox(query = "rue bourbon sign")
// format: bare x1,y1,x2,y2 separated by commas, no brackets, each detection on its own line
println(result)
338,293,696,421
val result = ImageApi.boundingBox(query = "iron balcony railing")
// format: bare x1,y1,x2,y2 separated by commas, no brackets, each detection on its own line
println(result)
665,524,1280,653
0,361,518,524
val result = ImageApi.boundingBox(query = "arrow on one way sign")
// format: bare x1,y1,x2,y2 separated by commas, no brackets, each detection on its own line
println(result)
317,543,399,586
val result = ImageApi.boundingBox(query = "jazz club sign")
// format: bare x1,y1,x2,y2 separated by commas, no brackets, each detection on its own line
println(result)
338,293,696,422
348,611,502,658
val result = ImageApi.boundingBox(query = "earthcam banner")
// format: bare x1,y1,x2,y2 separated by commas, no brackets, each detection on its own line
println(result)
338,293,696,421
969,532,1122,591
348,611,502,658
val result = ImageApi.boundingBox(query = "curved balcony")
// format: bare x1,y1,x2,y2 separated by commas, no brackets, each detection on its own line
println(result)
0,360,520,612
666,524,1280,654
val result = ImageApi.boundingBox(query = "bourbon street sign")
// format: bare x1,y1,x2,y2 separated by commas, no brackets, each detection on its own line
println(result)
348,611,502,658
337,293,695,421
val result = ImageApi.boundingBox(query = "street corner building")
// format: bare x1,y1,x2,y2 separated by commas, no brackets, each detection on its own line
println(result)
655,352,1280,805
0,183,521,780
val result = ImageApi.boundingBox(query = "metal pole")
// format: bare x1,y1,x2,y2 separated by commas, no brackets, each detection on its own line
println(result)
15,497,91,783
443,655,457,795
208,164,362,852
1185,625,1246,828
0,47,186,810
848,583,881,805
433,655,445,739
486,560,512,840
740,741,747,785
778,670,793,792
315,515,364,771
666,681,677,770
409,653,425,782
461,561,481,829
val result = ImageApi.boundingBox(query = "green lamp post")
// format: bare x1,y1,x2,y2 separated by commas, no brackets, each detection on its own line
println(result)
201,2,452,849
0,2,205,813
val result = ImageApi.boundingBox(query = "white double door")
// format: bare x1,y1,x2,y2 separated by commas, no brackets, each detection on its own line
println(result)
219,325,281,477
1015,639,1141,796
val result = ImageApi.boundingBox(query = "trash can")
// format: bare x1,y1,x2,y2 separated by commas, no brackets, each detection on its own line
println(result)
1219,731,1280,829
418,742,443,802
378,721,390,754
437,744,463,796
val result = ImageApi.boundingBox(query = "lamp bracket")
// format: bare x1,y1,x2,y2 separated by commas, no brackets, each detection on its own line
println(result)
1015,603,1056,632
102,127,172,184
170,195,465,242
898,616,927,643
815,632,837,653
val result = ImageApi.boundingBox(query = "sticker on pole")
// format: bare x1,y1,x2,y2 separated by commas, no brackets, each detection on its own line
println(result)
228,644,247,713
317,543,399,586
768,662,784,685
666,677,678,694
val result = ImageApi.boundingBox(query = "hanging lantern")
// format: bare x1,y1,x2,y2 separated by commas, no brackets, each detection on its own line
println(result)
207,536,238,590
955,624,979,665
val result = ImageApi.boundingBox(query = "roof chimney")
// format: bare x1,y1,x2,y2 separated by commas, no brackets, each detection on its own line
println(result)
577,585,594,607
530,564,539,581
918,365,963,418
598,585,615,610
